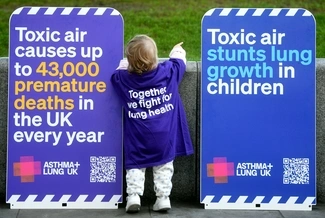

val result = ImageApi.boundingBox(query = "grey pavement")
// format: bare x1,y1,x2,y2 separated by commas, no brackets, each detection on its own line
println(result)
1,202,325,218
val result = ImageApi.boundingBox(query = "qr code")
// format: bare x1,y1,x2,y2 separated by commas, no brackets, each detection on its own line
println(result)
283,158,309,184
90,156,116,183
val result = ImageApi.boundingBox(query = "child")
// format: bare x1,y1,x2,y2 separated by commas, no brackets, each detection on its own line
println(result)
111,35,193,213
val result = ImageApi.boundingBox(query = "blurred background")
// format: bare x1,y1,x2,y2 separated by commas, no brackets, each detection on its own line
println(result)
0,0,324,60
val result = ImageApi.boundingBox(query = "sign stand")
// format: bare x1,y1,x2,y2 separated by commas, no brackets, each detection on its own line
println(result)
202,195,315,211
8,194,121,209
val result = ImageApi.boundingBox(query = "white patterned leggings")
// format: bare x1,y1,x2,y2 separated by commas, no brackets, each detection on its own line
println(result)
126,161,174,197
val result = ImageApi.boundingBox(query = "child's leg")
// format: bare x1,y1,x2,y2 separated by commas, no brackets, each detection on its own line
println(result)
153,161,174,197
152,161,174,211
125,168,146,212
126,168,146,196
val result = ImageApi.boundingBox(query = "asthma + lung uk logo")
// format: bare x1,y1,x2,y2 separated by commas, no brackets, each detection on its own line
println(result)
207,157,234,183
13,156,41,182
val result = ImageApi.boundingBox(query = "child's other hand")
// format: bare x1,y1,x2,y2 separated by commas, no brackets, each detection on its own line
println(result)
116,59,128,70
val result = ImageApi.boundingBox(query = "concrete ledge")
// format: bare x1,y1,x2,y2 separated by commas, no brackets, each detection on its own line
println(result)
316,58,325,202
0,57,8,203
1,57,324,204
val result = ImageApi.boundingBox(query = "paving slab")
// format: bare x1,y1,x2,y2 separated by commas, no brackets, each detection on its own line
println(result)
0,202,324,218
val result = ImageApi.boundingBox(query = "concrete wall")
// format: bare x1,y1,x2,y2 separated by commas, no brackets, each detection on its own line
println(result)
316,58,325,203
0,57,324,204
0,58,8,203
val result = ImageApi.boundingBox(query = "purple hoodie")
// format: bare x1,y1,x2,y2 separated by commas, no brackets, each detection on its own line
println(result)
111,58,193,169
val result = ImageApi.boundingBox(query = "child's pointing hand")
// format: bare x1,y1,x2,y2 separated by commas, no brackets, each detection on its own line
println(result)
173,42,184,49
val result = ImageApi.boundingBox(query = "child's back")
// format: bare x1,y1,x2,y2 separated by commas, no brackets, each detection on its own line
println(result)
111,35,193,213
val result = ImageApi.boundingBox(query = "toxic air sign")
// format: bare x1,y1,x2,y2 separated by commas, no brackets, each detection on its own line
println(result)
7,7,123,209
201,8,316,211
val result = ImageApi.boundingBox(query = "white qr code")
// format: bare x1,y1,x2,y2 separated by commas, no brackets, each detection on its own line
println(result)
283,158,309,184
90,156,116,183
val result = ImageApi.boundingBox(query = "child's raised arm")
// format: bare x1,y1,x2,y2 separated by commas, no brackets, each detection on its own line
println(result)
169,42,186,64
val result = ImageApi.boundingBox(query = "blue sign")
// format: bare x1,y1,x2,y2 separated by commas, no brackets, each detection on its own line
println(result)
201,8,316,210
7,7,123,209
